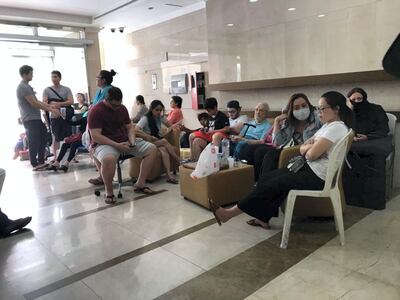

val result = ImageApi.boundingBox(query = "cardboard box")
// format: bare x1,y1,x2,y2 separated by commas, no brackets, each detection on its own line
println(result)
179,164,254,209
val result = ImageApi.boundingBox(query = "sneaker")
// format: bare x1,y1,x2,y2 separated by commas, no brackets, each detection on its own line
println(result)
59,165,68,173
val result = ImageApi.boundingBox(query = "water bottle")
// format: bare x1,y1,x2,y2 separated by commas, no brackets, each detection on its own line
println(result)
220,138,230,169
60,107,66,119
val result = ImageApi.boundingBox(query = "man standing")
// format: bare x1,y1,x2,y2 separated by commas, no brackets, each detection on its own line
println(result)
17,65,60,170
43,70,74,158
88,86,157,204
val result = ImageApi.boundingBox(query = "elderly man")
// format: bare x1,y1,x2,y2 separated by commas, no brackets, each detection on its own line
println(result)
88,86,157,204
230,102,271,159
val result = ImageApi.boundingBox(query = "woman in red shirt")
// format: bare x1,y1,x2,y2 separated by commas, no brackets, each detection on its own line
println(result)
167,96,184,125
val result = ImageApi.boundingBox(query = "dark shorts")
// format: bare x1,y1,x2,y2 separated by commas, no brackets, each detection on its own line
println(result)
51,118,72,142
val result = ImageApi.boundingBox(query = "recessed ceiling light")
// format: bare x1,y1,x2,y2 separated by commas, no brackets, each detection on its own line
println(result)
227,23,234,27
249,0,258,2
318,14,326,18
288,7,296,11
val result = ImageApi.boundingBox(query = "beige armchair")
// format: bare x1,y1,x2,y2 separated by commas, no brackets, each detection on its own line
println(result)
129,128,180,181
278,131,354,217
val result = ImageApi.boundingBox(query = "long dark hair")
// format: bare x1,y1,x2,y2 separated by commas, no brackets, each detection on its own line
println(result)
321,91,354,128
286,93,315,127
146,100,165,138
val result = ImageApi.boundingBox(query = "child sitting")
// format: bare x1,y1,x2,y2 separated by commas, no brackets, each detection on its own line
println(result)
189,97,230,161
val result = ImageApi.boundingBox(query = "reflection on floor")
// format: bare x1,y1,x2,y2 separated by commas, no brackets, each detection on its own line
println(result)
0,156,398,300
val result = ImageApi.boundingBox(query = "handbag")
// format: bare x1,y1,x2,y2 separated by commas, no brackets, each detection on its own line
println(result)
48,87,74,120
287,155,306,173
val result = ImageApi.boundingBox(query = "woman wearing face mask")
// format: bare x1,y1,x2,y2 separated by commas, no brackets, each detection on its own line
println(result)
347,87,389,141
253,93,322,180
210,91,353,230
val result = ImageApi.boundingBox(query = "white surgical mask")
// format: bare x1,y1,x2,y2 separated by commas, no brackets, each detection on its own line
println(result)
293,107,310,121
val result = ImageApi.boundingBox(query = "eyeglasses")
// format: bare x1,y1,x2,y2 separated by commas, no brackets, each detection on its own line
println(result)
349,97,363,101
227,110,237,114
316,106,331,112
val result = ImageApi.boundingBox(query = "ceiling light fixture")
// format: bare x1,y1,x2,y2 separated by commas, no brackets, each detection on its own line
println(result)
227,23,234,27
288,7,296,11
249,0,258,2
318,14,326,18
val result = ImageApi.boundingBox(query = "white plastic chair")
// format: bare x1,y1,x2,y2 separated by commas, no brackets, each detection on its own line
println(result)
280,130,353,249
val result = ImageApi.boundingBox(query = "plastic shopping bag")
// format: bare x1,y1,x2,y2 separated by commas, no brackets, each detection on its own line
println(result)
191,143,219,179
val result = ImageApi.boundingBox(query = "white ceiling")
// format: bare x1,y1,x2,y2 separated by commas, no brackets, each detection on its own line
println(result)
0,0,205,32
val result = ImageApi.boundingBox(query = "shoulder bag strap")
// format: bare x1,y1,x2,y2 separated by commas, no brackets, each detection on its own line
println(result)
48,87,64,101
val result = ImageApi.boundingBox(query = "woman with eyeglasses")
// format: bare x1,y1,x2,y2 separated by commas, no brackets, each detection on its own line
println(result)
83,70,116,120
135,100,181,184
209,91,353,230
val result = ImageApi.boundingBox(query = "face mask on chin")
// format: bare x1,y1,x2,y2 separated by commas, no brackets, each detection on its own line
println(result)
292,107,310,121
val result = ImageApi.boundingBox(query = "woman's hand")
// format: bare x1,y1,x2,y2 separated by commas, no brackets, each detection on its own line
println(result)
274,113,288,125
354,134,368,141
300,143,313,155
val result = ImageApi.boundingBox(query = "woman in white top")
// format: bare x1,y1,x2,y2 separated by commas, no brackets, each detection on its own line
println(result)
131,95,149,123
210,91,353,229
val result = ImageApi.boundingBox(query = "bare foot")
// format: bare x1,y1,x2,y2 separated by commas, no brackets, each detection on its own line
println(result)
214,207,231,223
246,218,271,229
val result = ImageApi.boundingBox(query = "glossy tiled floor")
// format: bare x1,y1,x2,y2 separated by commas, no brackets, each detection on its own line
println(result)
0,155,398,300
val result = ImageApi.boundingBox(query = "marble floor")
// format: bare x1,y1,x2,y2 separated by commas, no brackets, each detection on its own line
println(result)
0,155,398,300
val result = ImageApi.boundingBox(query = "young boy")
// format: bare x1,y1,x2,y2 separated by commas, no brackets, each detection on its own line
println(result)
189,97,230,161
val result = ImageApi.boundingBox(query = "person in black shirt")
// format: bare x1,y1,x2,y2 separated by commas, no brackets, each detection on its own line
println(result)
189,97,230,161
347,87,389,141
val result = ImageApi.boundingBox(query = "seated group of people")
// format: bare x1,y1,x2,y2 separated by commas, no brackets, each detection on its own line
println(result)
13,64,391,235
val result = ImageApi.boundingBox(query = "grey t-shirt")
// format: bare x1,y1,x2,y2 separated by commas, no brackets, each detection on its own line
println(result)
43,85,73,103
17,80,41,122
43,85,73,118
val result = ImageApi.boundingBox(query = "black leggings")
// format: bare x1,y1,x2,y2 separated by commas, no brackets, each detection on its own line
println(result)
23,120,47,167
56,141,82,163
237,164,324,223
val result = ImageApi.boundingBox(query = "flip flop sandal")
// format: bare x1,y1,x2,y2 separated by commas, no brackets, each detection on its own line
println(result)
166,178,179,184
105,195,116,204
134,186,154,195
47,165,58,171
88,177,104,185
33,163,49,171
208,199,222,226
